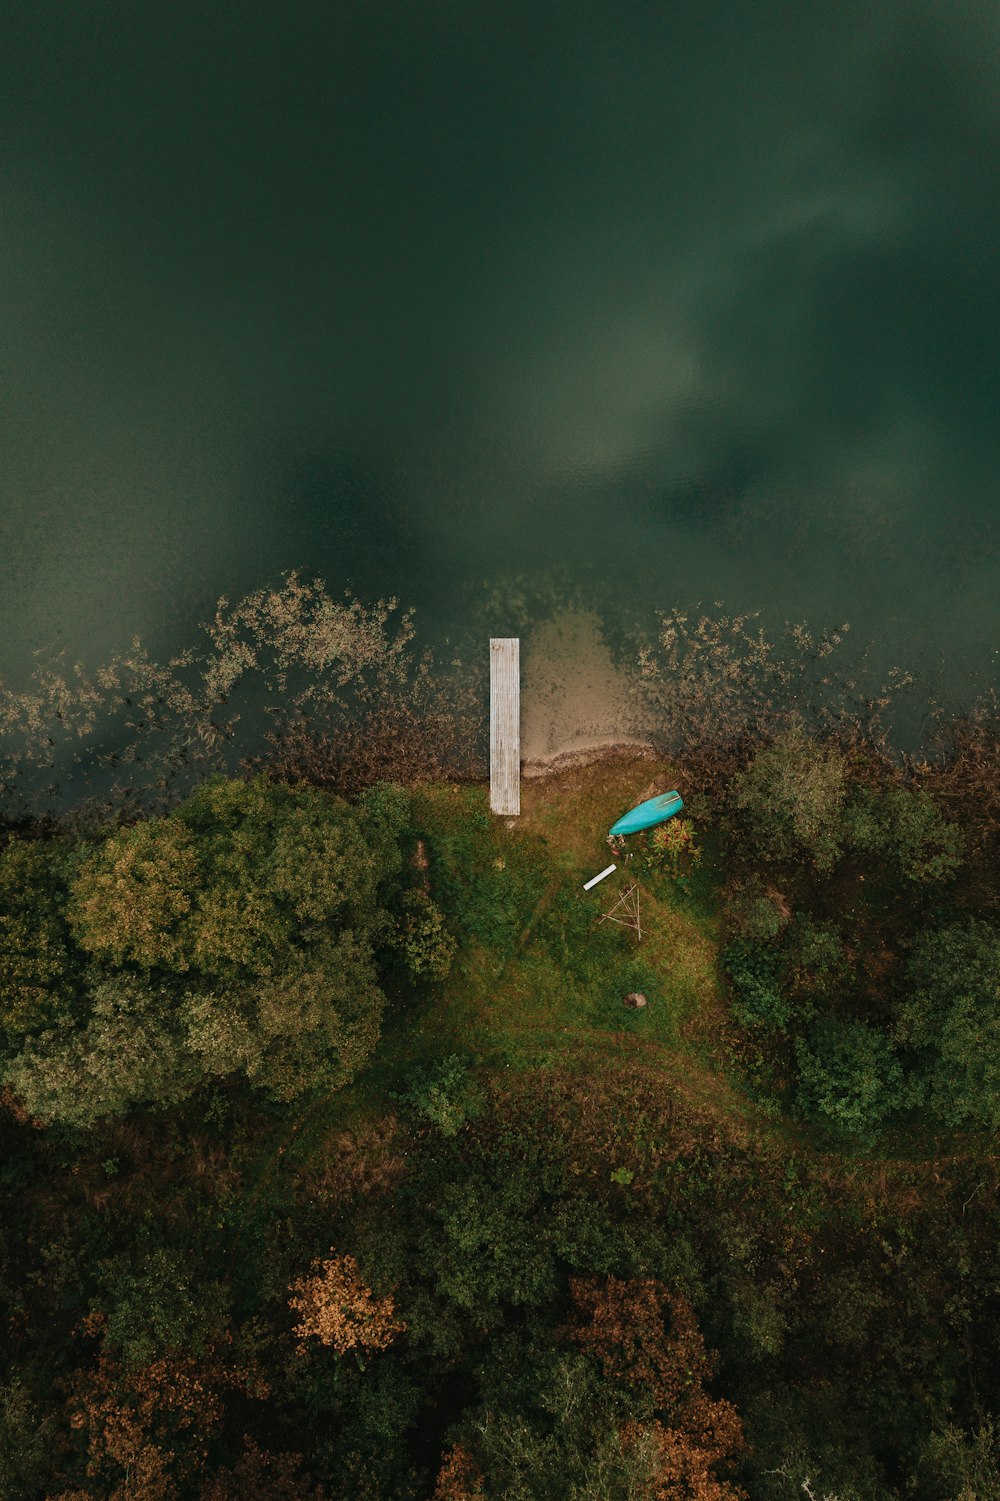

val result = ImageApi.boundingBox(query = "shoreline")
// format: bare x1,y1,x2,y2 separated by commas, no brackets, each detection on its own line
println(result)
520,737,659,780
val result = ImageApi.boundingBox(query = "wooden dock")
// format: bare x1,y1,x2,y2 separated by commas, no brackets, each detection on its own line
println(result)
489,637,520,816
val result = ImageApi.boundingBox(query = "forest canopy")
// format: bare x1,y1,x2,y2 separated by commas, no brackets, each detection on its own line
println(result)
0,776,413,1126
1,592,999,1500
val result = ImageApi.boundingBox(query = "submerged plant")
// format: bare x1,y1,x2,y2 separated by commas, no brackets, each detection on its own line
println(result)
0,571,485,820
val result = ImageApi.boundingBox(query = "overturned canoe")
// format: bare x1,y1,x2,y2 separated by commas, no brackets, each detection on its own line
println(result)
609,791,684,837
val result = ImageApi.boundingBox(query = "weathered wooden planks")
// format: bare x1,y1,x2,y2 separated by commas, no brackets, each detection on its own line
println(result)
489,637,520,816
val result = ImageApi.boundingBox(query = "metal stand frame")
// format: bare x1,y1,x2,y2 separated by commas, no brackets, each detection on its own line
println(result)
597,881,642,942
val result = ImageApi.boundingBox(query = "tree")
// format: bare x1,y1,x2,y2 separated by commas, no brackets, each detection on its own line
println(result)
0,1376,58,1498
565,1277,747,1499
908,1419,1000,1501
4,777,408,1123
793,1017,904,1142
54,1338,268,1501
842,785,964,885
68,776,406,981
198,1438,326,1500
467,1350,664,1501
179,941,384,1103
618,1419,749,1501
2,976,195,1129
66,818,200,972
95,1247,230,1373
728,728,847,872
288,1252,405,1359
175,776,394,976
432,1446,487,1500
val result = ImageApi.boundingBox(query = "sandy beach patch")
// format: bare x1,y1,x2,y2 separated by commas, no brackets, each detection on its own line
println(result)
519,610,655,777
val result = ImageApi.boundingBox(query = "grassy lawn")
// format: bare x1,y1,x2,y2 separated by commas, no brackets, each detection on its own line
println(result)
413,763,722,1060
300,756,735,1158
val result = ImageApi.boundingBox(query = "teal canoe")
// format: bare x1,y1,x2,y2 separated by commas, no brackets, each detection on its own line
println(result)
609,791,684,837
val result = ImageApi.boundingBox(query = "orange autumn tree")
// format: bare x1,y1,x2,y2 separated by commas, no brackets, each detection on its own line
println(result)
565,1276,748,1501
431,1444,487,1501
198,1437,327,1500
288,1251,405,1359
49,1334,270,1501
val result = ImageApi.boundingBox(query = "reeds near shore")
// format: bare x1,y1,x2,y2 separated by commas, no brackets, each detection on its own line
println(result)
1,578,997,863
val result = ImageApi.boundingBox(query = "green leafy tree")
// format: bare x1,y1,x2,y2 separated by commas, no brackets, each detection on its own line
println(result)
244,938,384,1100
0,1377,58,1498
173,775,401,977
68,776,406,981
418,1164,560,1328
908,1419,1000,1501
467,1351,663,1501
2,975,195,1128
843,785,964,885
178,938,380,1108
96,1246,231,1372
0,836,82,1040
66,817,201,971
728,727,848,872
895,920,1000,1130
794,1017,904,1142
6,777,408,1123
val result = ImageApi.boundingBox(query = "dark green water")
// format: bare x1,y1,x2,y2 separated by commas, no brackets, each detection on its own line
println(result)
2,1,998,702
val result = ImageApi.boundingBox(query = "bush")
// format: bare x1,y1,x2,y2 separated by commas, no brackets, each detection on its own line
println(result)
786,915,844,976
398,1054,482,1137
642,818,702,891
784,915,851,1003
728,727,847,872
843,785,964,885
794,1017,904,1142
398,890,457,981
725,876,790,943
721,942,791,1031
895,920,1000,1131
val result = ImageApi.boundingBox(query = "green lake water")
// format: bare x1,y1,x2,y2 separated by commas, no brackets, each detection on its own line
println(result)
2,0,998,713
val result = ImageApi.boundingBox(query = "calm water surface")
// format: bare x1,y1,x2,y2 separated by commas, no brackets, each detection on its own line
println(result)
2,1,998,707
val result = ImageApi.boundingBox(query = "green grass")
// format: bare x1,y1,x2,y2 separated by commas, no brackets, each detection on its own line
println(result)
284,760,802,1176
390,767,726,1076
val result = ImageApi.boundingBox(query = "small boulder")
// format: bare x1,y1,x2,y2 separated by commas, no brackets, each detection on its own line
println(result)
623,992,647,1009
